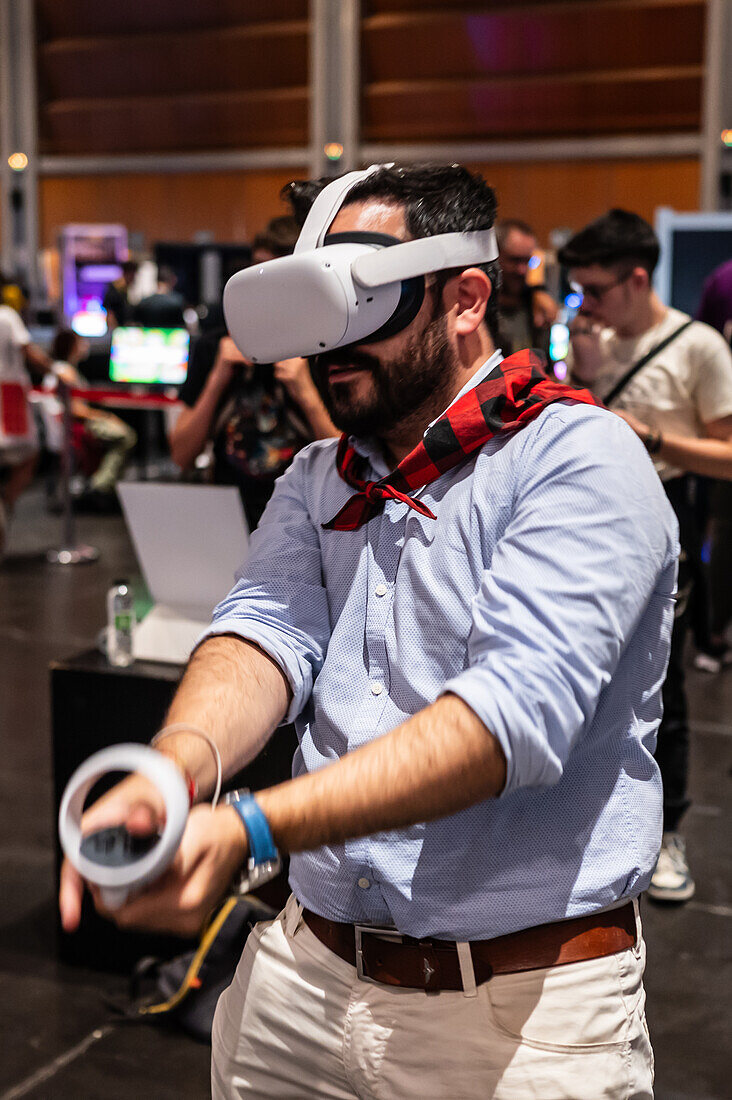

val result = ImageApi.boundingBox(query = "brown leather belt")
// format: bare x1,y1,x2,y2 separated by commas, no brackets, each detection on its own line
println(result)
302,902,637,992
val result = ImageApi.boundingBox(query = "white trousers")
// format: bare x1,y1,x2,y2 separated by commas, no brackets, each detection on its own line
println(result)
212,894,654,1100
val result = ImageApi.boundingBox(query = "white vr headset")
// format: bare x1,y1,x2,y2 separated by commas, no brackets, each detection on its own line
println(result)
223,165,499,363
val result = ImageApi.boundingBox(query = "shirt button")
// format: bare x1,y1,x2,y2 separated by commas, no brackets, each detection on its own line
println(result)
375,583,387,597
370,682,383,696
358,877,370,889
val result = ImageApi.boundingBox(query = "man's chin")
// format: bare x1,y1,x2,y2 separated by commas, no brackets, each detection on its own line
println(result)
327,398,387,438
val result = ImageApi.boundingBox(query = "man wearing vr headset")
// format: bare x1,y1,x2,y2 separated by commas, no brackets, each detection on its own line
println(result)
61,164,677,1098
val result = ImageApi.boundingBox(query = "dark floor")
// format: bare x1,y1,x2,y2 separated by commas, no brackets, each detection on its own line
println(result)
0,486,730,1100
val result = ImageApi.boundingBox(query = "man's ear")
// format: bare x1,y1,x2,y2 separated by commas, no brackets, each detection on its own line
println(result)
454,268,491,337
630,266,651,291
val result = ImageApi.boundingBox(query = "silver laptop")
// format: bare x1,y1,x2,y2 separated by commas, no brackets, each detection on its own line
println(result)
117,482,249,664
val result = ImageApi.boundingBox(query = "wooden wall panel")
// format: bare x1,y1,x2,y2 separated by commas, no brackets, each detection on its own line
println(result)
39,23,309,99
41,89,308,156
38,158,700,254
38,169,307,250
364,75,701,142
470,157,700,243
36,6,309,156
36,0,308,40
362,5,704,81
361,1,704,142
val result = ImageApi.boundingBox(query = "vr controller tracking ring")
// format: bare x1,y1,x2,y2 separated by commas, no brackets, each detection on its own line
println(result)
58,743,190,910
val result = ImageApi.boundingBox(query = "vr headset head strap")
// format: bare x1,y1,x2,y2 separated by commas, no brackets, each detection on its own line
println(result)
351,229,499,288
294,164,388,253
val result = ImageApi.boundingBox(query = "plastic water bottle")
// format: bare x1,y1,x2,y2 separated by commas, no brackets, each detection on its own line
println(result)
106,579,135,667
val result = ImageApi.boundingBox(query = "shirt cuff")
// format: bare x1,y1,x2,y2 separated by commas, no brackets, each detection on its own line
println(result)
196,620,311,725
442,666,564,796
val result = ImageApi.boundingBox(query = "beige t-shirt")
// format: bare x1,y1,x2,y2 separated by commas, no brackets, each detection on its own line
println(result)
571,307,732,481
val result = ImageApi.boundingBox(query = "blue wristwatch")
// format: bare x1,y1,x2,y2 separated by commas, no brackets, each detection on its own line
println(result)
224,789,282,894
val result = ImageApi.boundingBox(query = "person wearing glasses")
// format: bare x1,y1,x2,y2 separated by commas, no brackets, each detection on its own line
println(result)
559,209,732,905
495,219,557,357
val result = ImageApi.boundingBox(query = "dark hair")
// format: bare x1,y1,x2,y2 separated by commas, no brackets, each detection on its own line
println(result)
252,215,300,259
121,260,139,277
51,327,79,362
557,209,660,276
157,265,176,287
496,219,536,251
283,164,501,343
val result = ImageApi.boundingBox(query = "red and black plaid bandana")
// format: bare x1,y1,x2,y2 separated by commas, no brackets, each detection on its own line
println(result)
323,350,602,531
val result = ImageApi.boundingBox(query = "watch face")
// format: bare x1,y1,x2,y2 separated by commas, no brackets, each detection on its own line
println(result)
234,856,283,896
225,788,251,804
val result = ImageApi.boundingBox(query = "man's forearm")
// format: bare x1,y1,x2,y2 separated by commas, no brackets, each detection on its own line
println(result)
158,634,292,796
169,373,228,469
256,692,507,855
657,432,732,479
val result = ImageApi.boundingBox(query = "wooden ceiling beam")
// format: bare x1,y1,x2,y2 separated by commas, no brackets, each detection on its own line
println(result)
43,86,308,118
363,0,704,24
39,20,309,57
366,65,704,97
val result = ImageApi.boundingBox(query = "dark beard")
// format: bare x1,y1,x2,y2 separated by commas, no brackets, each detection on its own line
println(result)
312,310,458,439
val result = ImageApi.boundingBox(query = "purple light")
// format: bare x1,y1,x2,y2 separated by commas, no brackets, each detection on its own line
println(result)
553,360,568,381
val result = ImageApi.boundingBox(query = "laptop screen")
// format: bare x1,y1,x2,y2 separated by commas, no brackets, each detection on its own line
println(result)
117,483,249,616
109,327,190,385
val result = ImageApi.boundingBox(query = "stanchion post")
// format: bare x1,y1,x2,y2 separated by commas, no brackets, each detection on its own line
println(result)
46,378,99,565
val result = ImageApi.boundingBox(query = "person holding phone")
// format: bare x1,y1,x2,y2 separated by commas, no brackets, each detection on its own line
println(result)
169,217,337,528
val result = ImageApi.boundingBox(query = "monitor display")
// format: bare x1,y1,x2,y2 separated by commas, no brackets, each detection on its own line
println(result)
654,208,732,316
60,223,128,337
669,229,732,317
109,327,189,385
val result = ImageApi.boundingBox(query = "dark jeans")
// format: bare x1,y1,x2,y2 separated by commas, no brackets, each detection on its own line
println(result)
657,476,697,832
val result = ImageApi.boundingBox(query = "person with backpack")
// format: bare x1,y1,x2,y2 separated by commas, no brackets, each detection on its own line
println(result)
559,209,732,904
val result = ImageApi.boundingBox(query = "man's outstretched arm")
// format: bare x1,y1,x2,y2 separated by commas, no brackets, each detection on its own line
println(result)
256,693,506,856
59,634,291,932
159,634,293,793
61,641,505,937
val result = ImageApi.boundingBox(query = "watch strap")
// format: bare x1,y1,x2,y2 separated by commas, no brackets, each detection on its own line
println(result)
226,790,278,865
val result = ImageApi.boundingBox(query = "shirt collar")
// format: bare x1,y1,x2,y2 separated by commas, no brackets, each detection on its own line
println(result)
349,350,504,477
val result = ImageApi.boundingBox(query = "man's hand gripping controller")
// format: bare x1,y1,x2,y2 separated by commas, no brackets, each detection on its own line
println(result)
58,744,190,909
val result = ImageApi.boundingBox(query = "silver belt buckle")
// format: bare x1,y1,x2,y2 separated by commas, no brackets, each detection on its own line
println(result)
353,923,403,984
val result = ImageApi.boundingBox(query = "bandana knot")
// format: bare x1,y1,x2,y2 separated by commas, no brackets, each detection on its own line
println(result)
364,483,387,504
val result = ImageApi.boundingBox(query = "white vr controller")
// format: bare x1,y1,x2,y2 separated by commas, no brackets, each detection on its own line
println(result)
58,743,190,910
223,165,499,364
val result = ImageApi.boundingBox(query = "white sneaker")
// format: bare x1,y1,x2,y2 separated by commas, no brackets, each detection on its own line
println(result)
648,832,695,903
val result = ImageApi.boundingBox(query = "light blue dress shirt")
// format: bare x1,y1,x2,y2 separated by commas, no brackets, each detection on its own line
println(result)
204,356,679,940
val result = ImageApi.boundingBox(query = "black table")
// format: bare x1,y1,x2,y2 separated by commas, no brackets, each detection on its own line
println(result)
51,648,296,971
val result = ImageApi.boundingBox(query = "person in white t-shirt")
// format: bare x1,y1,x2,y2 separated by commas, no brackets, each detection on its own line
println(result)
558,209,732,905
0,304,52,555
